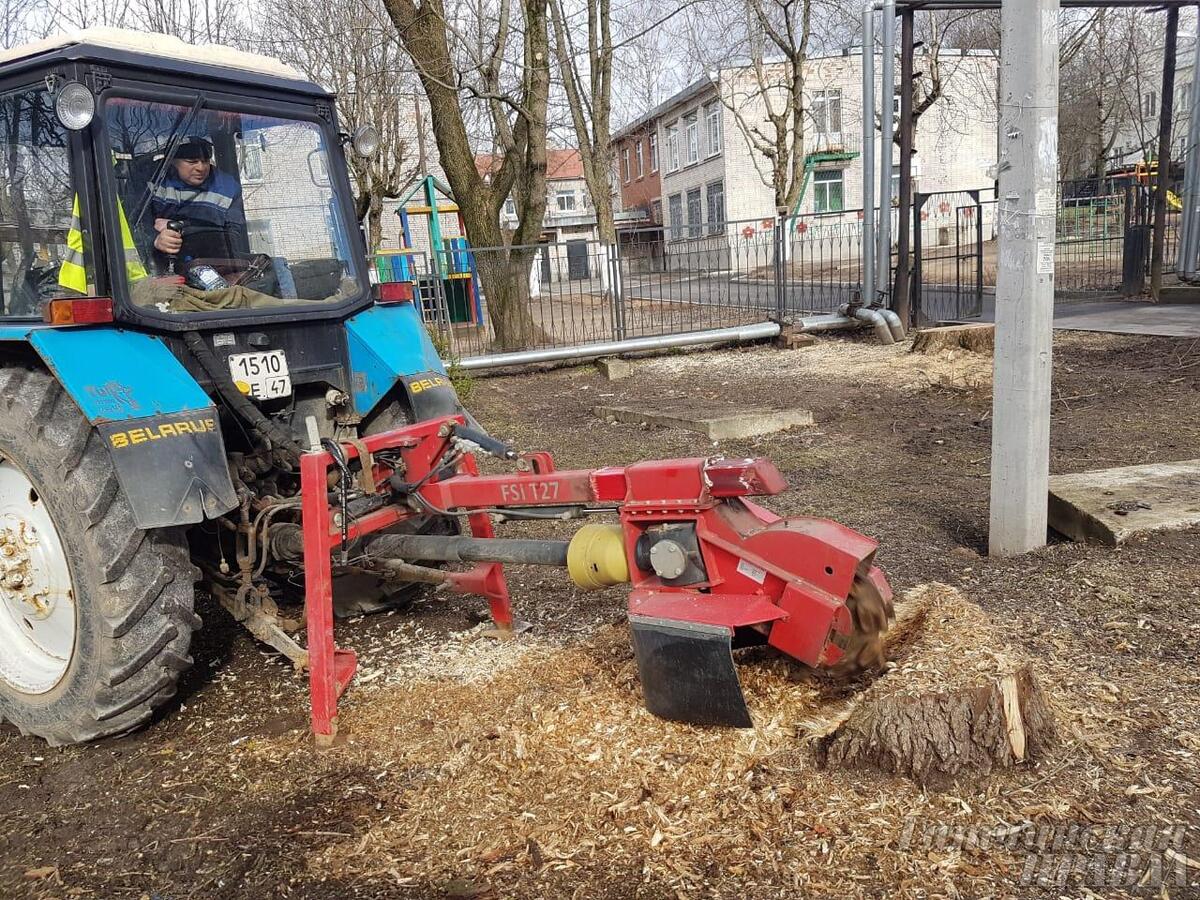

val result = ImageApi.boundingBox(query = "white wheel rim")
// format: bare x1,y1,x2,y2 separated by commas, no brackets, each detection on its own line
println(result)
0,458,76,694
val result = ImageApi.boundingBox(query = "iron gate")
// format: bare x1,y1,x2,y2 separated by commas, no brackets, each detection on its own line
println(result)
911,189,989,324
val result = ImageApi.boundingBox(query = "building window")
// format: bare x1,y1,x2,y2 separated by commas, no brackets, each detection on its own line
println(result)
1143,90,1158,118
504,198,516,217
635,141,644,178
685,113,699,164
649,133,659,172
666,125,679,172
813,169,844,213
812,89,842,135
556,190,576,212
706,180,725,233
668,193,683,239
892,94,901,119
686,186,702,237
705,102,721,156
240,136,264,183
890,165,900,202
650,198,662,223
622,147,630,182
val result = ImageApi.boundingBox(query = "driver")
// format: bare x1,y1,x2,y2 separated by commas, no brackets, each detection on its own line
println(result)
149,137,249,265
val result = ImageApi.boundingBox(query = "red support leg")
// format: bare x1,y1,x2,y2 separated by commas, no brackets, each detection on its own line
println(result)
300,452,357,746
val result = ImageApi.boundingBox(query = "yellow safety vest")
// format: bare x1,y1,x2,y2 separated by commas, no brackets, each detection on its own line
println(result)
58,195,148,295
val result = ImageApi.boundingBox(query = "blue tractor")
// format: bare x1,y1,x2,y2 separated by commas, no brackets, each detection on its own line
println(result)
0,29,898,746
0,30,466,743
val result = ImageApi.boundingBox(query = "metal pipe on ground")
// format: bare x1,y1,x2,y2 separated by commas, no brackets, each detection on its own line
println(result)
458,322,783,371
877,307,906,341
840,304,895,344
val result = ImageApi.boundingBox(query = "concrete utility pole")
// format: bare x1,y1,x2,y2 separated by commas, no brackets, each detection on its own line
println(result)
988,0,1061,557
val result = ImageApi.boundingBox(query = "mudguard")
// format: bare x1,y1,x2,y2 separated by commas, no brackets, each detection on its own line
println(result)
344,302,450,418
14,326,238,529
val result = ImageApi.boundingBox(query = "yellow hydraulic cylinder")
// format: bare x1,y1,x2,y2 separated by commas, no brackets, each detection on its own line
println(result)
567,523,630,590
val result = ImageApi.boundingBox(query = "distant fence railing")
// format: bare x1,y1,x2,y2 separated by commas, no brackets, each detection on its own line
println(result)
380,189,1173,366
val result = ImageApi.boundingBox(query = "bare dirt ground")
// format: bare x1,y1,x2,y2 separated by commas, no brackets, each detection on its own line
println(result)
4,331,1200,898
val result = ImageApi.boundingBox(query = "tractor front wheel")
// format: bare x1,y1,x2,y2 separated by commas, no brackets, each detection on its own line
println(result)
0,366,199,745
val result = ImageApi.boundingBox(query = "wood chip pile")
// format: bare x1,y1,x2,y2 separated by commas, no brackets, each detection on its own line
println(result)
236,584,1100,896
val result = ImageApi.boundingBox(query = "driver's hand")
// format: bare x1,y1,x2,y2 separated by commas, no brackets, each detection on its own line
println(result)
154,226,182,254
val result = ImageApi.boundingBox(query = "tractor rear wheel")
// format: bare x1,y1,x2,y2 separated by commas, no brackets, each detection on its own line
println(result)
0,365,199,745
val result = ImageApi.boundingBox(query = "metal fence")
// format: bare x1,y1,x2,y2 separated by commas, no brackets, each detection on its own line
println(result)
910,183,1183,322
397,186,1179,363
409,216,865,365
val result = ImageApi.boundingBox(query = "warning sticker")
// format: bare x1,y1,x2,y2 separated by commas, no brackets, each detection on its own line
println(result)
1037,240,1054,274
737,559,767,584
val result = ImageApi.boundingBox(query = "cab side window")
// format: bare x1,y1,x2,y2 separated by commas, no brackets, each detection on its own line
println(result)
0,84,87,316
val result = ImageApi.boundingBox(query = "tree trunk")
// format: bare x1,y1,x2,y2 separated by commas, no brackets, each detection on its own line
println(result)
367,192,384,254
1150,7,1179,301
812,584,1057,787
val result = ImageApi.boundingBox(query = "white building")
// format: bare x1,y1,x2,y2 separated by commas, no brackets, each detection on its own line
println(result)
636,48,999,245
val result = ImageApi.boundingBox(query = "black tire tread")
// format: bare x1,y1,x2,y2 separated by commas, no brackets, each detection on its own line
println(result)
0,365,199,746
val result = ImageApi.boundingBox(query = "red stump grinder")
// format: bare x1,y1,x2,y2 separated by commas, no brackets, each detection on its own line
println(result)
294,416,894,742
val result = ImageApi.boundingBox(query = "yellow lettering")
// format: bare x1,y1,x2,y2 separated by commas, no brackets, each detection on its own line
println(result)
129,429,148,444
158,423,177,438
176,422,193,435
204,418,216,432
110,433,129,449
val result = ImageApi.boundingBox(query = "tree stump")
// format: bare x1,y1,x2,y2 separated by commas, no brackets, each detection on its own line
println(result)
911,324,995,355
813,584,1056,787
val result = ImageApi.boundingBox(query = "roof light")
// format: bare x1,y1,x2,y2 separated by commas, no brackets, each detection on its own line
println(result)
44,298,113,326
351,124,380,159
55,82,95,131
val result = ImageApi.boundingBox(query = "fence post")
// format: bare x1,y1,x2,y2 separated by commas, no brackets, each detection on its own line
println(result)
608,240,627,341
911,193,924,325
773,214,787,323
975,194,984,315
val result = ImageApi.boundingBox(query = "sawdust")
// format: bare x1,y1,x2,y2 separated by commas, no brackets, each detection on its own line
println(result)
642,338,993,395
229,584,1105,897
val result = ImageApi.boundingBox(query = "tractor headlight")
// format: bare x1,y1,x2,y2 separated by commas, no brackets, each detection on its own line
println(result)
55,82,95,131
351,124,381,159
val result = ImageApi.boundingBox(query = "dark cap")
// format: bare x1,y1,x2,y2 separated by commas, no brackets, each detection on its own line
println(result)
172,138,213,162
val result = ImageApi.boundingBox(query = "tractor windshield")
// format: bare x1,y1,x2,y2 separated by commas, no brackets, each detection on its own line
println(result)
103,97,362,315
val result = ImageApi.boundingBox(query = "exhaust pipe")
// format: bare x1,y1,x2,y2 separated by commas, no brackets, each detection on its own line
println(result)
840,304,895,344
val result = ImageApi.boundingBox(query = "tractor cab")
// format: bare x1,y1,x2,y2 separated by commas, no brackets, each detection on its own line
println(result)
0,28,375,330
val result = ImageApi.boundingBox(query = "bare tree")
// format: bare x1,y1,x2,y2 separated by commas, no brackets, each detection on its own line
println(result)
135,0,242,44
263,0,421,250
384,0,553,349
548,0,615,241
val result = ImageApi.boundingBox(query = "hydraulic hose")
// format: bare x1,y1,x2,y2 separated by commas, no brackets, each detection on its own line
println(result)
183,330,305,463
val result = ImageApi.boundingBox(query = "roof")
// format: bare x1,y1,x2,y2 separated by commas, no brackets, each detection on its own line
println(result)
0,27,315,88
475,148,584,181
613,46,999,138
613,75,716,141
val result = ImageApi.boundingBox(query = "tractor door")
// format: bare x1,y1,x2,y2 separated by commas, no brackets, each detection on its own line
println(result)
0,78,101,320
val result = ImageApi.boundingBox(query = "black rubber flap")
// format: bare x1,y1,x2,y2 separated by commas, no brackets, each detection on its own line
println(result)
629,615,752,728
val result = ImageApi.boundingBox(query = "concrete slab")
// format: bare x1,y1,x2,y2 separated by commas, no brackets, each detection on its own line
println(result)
594,403,814,440
1048,460,1200,545
596,357,633,380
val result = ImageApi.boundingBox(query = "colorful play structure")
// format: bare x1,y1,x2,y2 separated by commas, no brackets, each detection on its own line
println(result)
373,175,483,325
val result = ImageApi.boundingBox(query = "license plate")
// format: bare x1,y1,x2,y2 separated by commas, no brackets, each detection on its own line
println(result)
228,350,292,400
